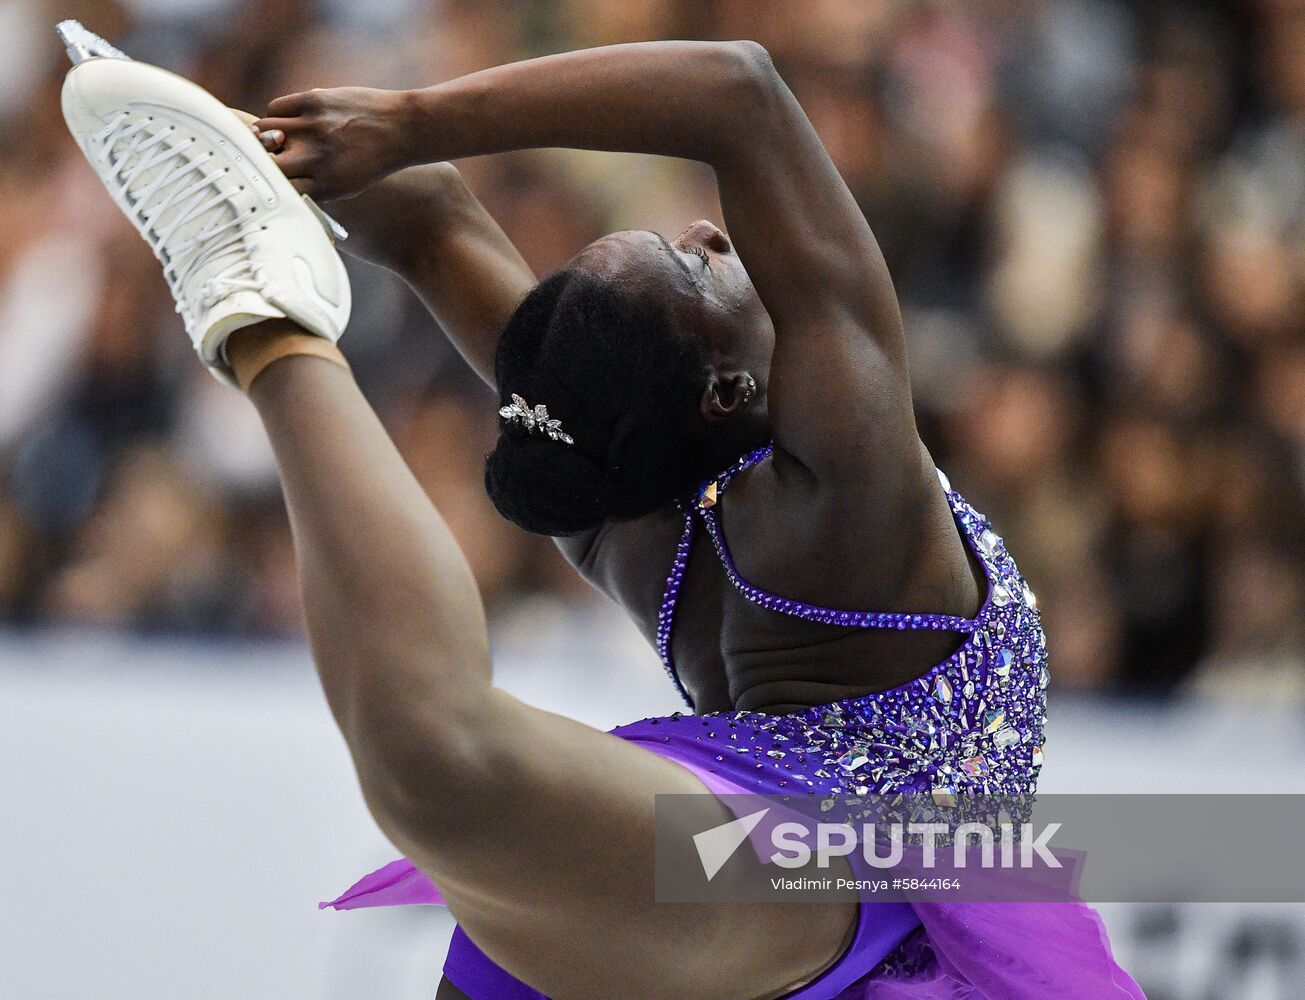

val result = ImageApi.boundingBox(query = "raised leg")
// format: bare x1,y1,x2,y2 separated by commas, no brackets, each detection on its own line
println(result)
229,325,855,1000
60,52,855,996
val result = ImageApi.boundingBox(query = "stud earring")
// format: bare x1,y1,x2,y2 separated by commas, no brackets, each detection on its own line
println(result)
741,375,757,406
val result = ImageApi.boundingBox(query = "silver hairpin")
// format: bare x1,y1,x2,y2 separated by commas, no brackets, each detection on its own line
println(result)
498,393,575,445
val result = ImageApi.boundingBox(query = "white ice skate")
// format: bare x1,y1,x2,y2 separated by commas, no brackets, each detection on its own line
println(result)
58,21,351,385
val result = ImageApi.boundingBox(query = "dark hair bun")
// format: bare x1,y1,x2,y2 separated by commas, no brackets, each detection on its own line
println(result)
485,433,615,537
484,269,719,536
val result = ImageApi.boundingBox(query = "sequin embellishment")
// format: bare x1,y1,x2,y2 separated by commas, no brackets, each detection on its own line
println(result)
643,446,1049,800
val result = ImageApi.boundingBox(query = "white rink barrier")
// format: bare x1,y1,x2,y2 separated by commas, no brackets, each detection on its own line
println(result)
2,628,1302,1000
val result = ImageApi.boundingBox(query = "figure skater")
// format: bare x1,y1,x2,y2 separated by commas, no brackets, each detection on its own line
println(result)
63,39,1143,999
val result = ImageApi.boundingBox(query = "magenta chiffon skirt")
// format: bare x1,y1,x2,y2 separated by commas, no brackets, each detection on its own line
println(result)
322,713,1145,999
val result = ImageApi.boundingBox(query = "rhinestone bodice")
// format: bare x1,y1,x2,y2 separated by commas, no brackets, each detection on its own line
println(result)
631,448,1048,799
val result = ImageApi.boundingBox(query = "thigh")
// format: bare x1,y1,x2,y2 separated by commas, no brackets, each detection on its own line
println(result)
377,691,854,1000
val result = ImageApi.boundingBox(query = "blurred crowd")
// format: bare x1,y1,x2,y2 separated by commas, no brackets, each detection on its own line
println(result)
2,0,1304,699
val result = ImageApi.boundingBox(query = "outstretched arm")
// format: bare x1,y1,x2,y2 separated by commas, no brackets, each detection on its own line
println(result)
261,41,923,485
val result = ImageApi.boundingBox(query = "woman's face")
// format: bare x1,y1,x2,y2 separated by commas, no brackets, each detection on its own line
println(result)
570,220,774,373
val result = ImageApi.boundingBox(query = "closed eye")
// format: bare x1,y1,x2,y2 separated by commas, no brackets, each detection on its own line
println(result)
651,232,708,280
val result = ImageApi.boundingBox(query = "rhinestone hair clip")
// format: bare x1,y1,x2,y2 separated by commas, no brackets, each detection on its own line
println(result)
498,393,575,445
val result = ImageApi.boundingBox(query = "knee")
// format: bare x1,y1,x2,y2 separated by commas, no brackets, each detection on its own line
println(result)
347,688,494,834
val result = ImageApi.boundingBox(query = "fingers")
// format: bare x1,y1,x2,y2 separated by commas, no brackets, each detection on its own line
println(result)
255,92,332,199
264,91,318,117
256,128,285,152
254,116,311,135
247,121,284,150
272,146,318,178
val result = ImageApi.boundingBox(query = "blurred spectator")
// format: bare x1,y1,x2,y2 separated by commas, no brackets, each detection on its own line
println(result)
3,0,1304,702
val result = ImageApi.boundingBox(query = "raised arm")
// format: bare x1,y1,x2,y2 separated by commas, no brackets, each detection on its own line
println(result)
261,41,921,480
322,163,534,386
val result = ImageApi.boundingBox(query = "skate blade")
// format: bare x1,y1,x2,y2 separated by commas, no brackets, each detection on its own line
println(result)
56,19,129,64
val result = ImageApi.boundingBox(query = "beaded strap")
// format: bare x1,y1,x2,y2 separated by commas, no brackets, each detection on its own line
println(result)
655,509,696,707
654,444,985,706
699,508,981,633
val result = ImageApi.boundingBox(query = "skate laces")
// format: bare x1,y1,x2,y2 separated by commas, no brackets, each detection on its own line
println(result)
92,112,265,317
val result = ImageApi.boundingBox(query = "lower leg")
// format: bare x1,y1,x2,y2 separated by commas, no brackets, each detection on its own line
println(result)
227,320,492,795
63,54,493,862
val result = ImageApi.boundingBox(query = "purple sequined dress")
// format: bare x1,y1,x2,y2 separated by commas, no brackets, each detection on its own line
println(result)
323,447,1145,999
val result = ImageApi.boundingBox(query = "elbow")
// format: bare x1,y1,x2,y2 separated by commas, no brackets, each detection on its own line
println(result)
728,41,779,81
723,40,785,105
705,41,788,162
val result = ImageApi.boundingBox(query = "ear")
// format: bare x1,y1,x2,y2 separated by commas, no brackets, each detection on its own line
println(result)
700,370,757,421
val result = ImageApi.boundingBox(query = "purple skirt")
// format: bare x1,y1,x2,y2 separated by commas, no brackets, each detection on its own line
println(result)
323,714,1145,1000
